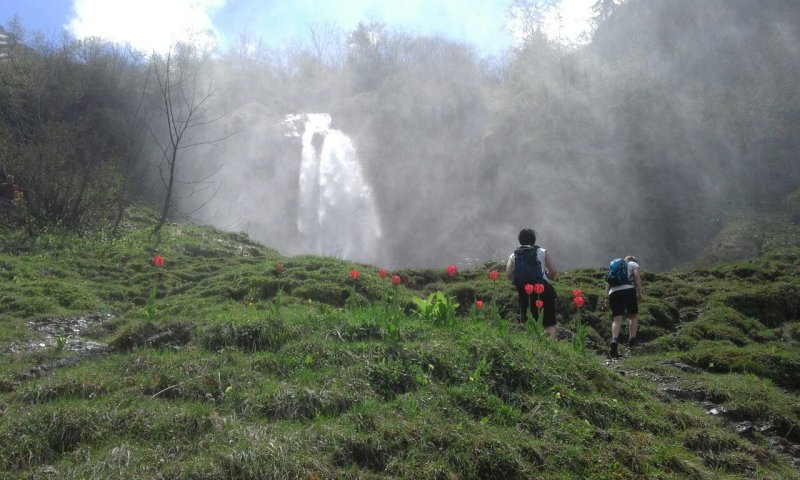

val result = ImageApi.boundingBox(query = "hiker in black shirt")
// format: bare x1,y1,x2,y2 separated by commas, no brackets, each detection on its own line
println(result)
505,228,559,339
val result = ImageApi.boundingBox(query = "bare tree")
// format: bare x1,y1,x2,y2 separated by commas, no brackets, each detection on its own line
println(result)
149,43,230,233
307,22,345,70
505,0,559,47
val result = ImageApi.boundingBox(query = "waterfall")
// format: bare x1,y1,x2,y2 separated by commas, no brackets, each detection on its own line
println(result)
291,113,382,263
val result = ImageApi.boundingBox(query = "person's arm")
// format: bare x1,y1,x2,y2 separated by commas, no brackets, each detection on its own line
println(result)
544,251,558,280
505,253,515,281
632,265,643,299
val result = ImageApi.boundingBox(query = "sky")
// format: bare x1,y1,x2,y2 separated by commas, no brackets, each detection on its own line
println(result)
0,0,597,57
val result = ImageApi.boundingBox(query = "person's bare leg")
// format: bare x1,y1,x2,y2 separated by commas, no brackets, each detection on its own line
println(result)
627,315,639,347
610,315,623,357
611,315,623,339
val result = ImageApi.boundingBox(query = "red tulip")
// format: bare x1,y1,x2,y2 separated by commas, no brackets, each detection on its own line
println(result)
152,255,165,267
274,262,284,273
534,283,545,295
572,288,583,298
446,265,458,277
488,271,499,281
391,274,401,286
475,300,484,310
524,284,534,295
378,268,388,279
349,269,360,281
535,299,544,309
573,296,585,308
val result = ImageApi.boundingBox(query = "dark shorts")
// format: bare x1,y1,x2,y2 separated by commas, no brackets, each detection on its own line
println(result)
609,287,638,317
516,282,557,327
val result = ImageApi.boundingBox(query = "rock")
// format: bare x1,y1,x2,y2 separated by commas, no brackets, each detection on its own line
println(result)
735,421,754,436
661,360,704,374
708,406,726,415
664,387,706,401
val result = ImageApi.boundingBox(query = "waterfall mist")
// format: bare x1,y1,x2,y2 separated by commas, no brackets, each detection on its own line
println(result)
174,0,800,272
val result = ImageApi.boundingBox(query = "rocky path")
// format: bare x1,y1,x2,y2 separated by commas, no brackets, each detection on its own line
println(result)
608,353,800,471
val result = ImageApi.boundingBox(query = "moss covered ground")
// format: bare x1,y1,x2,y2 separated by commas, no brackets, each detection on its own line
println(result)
0,208,798,479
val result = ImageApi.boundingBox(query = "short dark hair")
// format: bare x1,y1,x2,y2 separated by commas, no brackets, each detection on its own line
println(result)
518,228,536,245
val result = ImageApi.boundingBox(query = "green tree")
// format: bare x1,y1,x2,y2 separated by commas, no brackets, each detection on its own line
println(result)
0,33,144,234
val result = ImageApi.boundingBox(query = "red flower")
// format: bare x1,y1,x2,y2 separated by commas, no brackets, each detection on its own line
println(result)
274,262,284,273
152,255,165,267
534,283,545,295
573,296,585,308
535,299,544,309
488,271,499,281
391,274,401,286
524,284,534,295
572,288,583,298
475,300,484,310
378,268,388,279
446,265,458,277
349,269,360,281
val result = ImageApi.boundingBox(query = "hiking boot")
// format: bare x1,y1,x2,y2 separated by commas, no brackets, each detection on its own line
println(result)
627,337,637,349
609,340,619,358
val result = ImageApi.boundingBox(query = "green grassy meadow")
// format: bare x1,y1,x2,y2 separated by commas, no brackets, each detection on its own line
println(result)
0,209,798,479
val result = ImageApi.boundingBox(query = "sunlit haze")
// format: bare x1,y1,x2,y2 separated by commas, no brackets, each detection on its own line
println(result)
3,1,795,273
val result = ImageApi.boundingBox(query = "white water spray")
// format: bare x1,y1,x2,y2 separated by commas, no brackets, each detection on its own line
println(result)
289,113,382,263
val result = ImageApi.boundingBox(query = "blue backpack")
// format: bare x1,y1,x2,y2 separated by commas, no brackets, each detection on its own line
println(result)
605,258,631,286
513,246,546,287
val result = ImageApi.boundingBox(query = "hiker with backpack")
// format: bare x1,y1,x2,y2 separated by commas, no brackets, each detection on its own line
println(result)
505,228,559,339
604,255,643,357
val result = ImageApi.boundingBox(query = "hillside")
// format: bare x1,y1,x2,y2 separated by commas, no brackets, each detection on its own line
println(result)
0,207,798,479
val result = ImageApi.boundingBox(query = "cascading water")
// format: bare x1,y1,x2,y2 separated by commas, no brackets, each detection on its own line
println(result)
287,113,382,263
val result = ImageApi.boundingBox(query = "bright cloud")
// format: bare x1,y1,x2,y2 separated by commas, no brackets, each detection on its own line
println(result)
67,0,227,53
61,0,596,57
